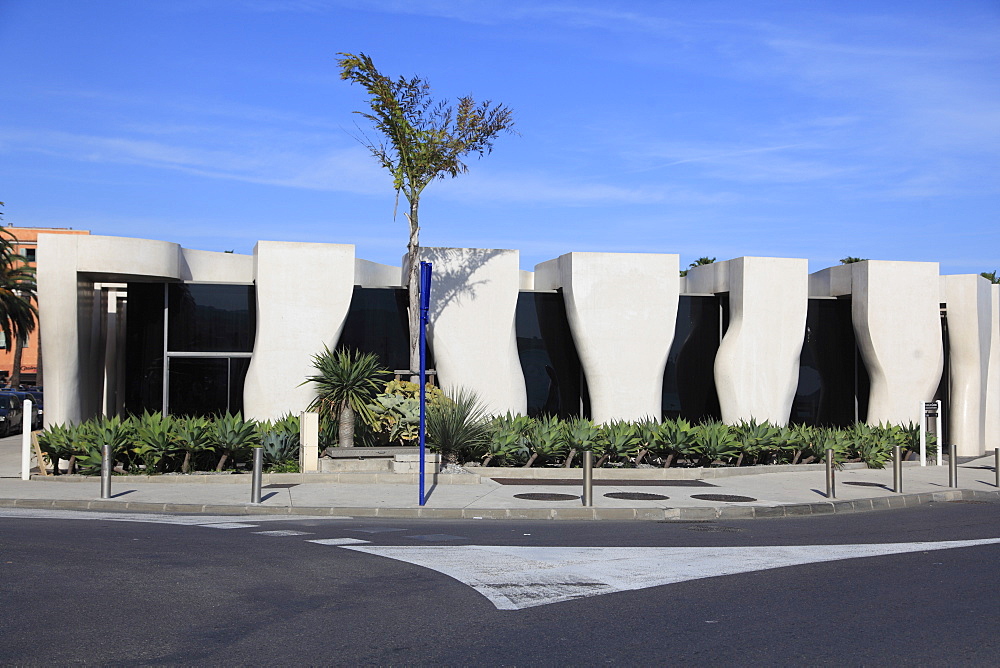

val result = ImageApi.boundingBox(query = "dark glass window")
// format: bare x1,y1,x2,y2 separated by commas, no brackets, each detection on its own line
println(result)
167,284,255,352
167,357,249,417
515,291,589,418
338,287,430,372
124,283,166,415
662,296,723,422
791,298,869,426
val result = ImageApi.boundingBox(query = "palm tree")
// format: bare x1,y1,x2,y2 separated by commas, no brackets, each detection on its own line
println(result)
981,270,999,284
680,256,716,277
305,346,389,450
0,226,36,387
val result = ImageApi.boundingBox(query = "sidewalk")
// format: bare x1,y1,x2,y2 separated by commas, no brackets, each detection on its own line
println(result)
2,434,998,520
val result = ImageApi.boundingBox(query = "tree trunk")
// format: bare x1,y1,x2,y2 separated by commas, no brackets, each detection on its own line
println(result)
523,453,538,468
406,199,421,383
635,448,648,466
562,448,577,468
662,453,675,468
216,452,228,472
11,337,22,388
338,403,355,448
35,325,42,388
595,454,609,468
482,455,493,467
181,451,191,474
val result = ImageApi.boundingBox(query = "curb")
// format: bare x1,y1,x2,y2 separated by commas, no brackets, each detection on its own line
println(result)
2,488,997,521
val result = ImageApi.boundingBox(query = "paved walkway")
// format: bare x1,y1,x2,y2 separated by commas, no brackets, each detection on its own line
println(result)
2,434,998,520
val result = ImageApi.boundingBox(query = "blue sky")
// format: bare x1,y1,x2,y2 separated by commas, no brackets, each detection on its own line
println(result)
1,0,998,274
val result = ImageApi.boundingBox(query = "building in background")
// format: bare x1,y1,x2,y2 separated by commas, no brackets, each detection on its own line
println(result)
0,226,90,386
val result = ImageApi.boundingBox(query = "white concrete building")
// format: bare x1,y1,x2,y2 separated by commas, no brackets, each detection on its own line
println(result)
37,235,999,455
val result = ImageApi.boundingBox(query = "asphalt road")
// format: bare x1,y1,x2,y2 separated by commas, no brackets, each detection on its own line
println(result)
2,501,1000,666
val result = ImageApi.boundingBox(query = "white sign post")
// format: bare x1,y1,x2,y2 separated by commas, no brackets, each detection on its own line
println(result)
20,398,32,480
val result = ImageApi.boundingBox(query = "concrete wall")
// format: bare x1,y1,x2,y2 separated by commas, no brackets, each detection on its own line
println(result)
422,247,527,416
535,252,679,423
689,257,808,426
851,262,943,428
987,284,1000,451
243,241,356,422
942,274,993,455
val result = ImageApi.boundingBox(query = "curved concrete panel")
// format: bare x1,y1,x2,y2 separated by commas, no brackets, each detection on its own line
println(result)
708,257,808,426
179,248,254,283
987,284,1000,450
75,235,181,279
422,247,526,417
243,241,356,422
942,275,992,455
536,252,679,423
852,262,943,427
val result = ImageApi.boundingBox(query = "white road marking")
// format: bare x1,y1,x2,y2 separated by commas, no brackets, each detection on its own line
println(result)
342,538,1000,610
253,530,313,537
308,538,370,546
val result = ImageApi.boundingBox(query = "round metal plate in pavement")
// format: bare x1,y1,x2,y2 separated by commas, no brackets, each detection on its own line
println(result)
513,492,580,501
690,493,757,502
604,492,670,501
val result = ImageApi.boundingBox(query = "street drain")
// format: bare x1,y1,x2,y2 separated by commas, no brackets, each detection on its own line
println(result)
843,481,889,488
690,494,757,502
604,492,670,501
513,493,580,501
685,525,744,533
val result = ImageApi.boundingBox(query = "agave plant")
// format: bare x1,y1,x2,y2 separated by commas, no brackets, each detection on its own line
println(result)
732,419,780,466
426,387,492,464
595,420,640,467
304,346,389,450
209,412,258,471
525,415,567,467
35,423,76,475
258,414,300,469
563,416,599,467
692,421,739,466
656,418,696,467
484,413,533,466
175,415,214,474
131,411,177,473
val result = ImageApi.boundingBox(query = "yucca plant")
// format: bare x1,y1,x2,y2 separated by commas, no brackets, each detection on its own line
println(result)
175,415,214,474
209,412,258,471
304,346,389,450
426,387,492,464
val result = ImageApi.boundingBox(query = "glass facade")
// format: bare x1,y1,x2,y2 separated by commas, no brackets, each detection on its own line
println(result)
791,298,870,426
124,282,255,417
662,296,724,422
515,291,589,418
337,287,431,373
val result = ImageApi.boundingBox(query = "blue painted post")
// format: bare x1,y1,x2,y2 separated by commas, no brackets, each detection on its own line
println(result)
418,261,432,506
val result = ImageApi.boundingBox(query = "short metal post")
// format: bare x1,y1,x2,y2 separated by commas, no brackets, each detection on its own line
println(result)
994,448,999,489
20,399,32,480
100,442,112,499
582,450,593,506
892,445,902,493
948,444,957,488
825,448,835,499
251,447,263,504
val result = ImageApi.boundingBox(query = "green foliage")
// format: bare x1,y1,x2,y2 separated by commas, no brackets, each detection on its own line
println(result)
485,413,532,466
131,412,177,473
732,419,780,465
426,387,492,464
208,412,258,472
840,257,868,264
258,414,300,469
655,418,697,464
527,415,568,466
980,270,998,284
679,256,716,277
596,420,640,466
305,346,389,448
692,421,740,466
175,415,214,474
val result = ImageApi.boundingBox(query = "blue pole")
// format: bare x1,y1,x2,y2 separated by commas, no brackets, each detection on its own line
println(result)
418,261,432,506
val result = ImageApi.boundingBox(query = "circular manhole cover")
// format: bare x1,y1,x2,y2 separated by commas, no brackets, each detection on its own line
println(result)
843,481,887,488
513,493,580,501
690,494,757,503
604,492,670,501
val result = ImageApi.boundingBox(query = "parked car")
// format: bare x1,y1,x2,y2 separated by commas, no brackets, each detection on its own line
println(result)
0,393,24,436
6,390,42,429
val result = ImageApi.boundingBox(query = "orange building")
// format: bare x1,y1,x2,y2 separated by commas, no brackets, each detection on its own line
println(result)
0,225,90,386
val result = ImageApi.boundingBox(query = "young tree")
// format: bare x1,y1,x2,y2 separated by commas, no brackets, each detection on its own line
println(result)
337,52,516,377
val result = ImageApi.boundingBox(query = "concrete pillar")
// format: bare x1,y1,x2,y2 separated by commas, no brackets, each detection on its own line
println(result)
691,257,808,426
422,247,527,416
299,410,319,472
942,274,993,456
243,241,356,422
987,284,1000,450
535,252,679,423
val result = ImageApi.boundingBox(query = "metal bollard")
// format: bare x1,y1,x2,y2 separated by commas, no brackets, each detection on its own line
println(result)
251,447,263,504
100,442,112,499
995,448,999,489
825,448,835,499
948,444,957,488
892,445,902,493
582,450,593,507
